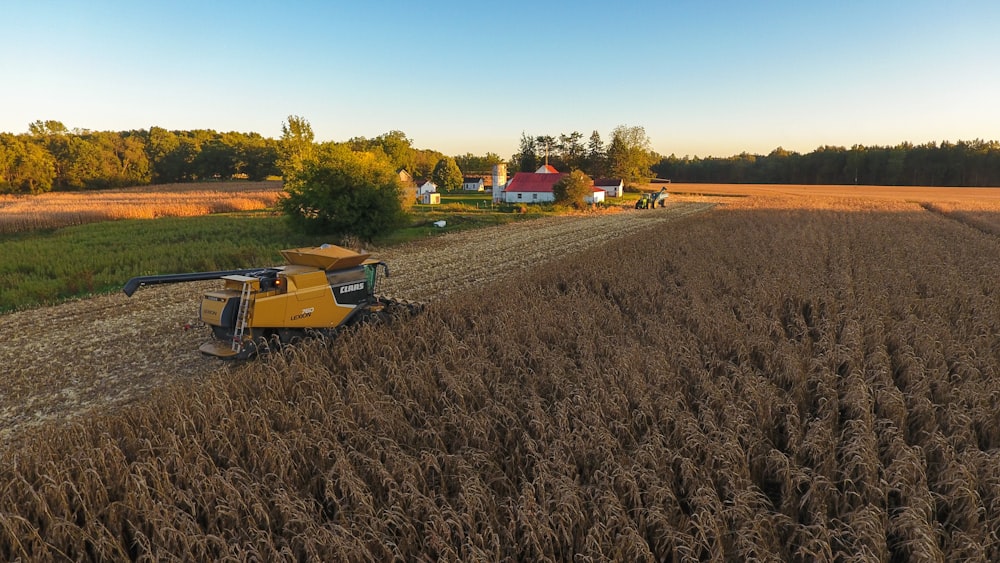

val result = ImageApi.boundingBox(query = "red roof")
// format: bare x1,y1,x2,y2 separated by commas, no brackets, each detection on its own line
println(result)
504,172,567,193
537,164,559,173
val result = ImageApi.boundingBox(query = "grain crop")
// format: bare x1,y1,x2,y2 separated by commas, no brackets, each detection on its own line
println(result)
0,181,283,233
2,190,999,560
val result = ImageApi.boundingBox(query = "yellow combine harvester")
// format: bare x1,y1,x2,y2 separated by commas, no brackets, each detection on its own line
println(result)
124,244,417,359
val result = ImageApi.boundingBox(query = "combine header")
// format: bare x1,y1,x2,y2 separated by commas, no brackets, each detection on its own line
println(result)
124,244,419,359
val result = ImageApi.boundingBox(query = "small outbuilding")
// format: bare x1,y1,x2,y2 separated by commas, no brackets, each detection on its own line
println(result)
419,192,441,205
585,187,606,204
594,178,624,198
416,181,437,196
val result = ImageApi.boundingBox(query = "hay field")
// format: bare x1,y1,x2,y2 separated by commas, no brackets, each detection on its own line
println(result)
0,181,284,233
2,186,1000,560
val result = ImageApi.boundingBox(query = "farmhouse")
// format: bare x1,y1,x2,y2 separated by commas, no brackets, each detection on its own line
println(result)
462,177,485,191
416,180,437,196
594,178,624,197
499,171,607,204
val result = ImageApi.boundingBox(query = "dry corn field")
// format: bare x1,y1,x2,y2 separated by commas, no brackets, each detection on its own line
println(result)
0,181,283,233
3,189,1000,561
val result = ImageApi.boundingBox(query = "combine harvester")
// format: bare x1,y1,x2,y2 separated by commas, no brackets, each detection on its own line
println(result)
124,244,420,359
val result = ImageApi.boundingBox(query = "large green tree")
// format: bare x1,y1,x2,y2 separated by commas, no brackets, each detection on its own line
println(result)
277,115,315,177
606,125,656,185
280,144,407,239
557,132,586,171
431,157,463,192
27,120,68,137
516,132,538,172
231,133,279,181
0,133,57,194
194,138,237,180
454,152,502,174
553,170,593,209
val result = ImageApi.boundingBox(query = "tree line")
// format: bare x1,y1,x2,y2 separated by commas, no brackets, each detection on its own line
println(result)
510,129,1000,188
655,140,1000,187
6,118,1000,195
0,120,285,193
0,119,456,195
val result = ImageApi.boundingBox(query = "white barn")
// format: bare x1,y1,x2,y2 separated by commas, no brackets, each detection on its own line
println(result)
501,172,563,203
500,171,607,205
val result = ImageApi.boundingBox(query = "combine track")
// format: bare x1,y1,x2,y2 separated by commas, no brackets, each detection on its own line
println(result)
0,202,714,441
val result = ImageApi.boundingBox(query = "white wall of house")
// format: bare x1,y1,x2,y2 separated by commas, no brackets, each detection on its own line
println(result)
417,181,437,195
504,191,555,203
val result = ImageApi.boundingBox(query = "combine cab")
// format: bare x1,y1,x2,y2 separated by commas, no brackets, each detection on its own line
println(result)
124,244,417,359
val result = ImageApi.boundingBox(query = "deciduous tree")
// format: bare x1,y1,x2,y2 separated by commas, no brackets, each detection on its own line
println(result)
278,115,315,177
607,125,656,185
280,144,407,239
431,157,463,192
0,133,56,194
454,152,502,173
553,169,593,209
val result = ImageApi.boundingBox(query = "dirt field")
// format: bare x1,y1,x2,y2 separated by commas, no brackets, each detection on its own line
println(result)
652,182,1000,203
0,201,713,442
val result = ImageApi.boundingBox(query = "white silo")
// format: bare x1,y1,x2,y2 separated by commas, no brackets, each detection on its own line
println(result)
492,163,507,203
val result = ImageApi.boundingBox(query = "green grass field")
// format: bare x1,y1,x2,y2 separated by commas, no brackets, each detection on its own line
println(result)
0,190,635,312
0,201,551,312
0,215,334,312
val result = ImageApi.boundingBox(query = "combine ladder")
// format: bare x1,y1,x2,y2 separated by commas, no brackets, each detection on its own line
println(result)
232,281,254,352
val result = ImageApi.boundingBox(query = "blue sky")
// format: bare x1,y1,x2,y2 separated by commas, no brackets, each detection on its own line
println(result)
2,0,998,158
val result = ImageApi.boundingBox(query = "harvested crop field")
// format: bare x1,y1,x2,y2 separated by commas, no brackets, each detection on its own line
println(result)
0,201,713,442
3,190,1000,561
